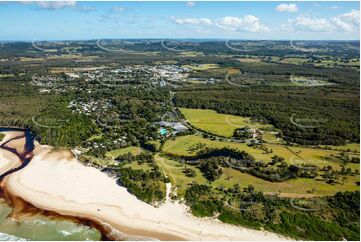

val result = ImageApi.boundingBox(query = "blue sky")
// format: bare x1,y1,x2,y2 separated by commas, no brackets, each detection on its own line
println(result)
0,1,359,40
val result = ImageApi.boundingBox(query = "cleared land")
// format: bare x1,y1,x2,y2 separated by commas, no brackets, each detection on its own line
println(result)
124,161,153,171
161,134,359,197
163,134,359,170
179,108,272,137
105,146,142,159
156,155,206,196
182,64,219,70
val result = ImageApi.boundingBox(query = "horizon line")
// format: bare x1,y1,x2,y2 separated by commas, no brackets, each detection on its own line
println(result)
1,38,360,42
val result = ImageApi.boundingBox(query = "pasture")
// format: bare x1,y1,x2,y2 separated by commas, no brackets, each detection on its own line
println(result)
179,108,272,137
124,161,152,171
182,64,219,70
155,155,206,196
105,146,143,159
156,152,359,197
163,134,359,171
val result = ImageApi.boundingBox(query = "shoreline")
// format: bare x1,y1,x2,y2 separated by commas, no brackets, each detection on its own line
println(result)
1,131,291,241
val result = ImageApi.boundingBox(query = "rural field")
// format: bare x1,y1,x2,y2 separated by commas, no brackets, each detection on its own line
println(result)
163,134,359,170
105,146,143,159
160,135,359,197
156,153,359,197
179,108,273,137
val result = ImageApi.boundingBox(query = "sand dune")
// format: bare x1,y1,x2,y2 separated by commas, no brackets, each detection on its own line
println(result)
4,144,291,241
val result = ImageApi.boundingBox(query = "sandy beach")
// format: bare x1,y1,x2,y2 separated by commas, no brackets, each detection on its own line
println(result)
0,131,24,174
3,139,291,241
0,149,20,174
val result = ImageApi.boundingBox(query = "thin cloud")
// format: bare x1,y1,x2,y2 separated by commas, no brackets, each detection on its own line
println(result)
78,6,96,13
173,17,212,25
110,6,125,13
276,3,299,13
35,1,76,10
282,10,360,33
216,16,270,32
186,2,195,8
172,15,270,33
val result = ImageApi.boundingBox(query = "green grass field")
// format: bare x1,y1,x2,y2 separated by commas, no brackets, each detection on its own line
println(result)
87,134,103,141
163,134,359,171
82,155,114,167
105,146,143,159
213,168,359,197
182,64,219,70
155,155,207,196
161,134,359,197
279,57,308,65
179,108,272,137
320,143,360,153
157,154,359,197
124,161,153,171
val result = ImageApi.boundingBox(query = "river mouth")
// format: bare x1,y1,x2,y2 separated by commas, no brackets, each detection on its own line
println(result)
0,127,104,241
0,189,102,241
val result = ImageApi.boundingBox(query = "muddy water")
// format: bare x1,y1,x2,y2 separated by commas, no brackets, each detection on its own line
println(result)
0,198,101,241
0,128,101,241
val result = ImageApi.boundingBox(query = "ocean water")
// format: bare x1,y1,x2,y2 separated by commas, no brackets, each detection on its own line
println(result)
0,199,101,241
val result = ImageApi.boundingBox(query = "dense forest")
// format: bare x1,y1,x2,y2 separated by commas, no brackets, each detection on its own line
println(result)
175,85,359,145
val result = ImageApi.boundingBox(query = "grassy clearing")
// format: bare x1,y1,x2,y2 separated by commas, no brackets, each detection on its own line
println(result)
279,57,308,64
0,74,15,78
105,146,142,159
156,155,206,196
237,58,261,63
163,135,359,170
82,155,114,167
179,108,272,137
213,168,359,197
162,134,359,197
175,51,203,57
290,76,334,86
87,134,103,141
320,143,360,153
157,155,359,197
123,161,152,171
314,59,360,68
226,68,240,74
182,64,219,70
163,134,266,157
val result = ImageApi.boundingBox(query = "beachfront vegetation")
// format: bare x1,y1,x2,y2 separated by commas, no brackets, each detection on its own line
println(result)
117,166,167,204
116,152,168,204
185,184,359,241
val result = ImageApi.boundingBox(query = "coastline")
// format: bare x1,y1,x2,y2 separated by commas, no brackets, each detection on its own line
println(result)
1,131,291,241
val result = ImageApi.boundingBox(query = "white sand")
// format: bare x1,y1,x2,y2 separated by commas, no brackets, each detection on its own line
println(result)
0,131,24,146
0,149,21,174
0,131,23,174
4,145,291,241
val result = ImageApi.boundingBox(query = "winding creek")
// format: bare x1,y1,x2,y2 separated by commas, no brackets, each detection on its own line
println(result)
0,127,102,241
0,128,35,180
